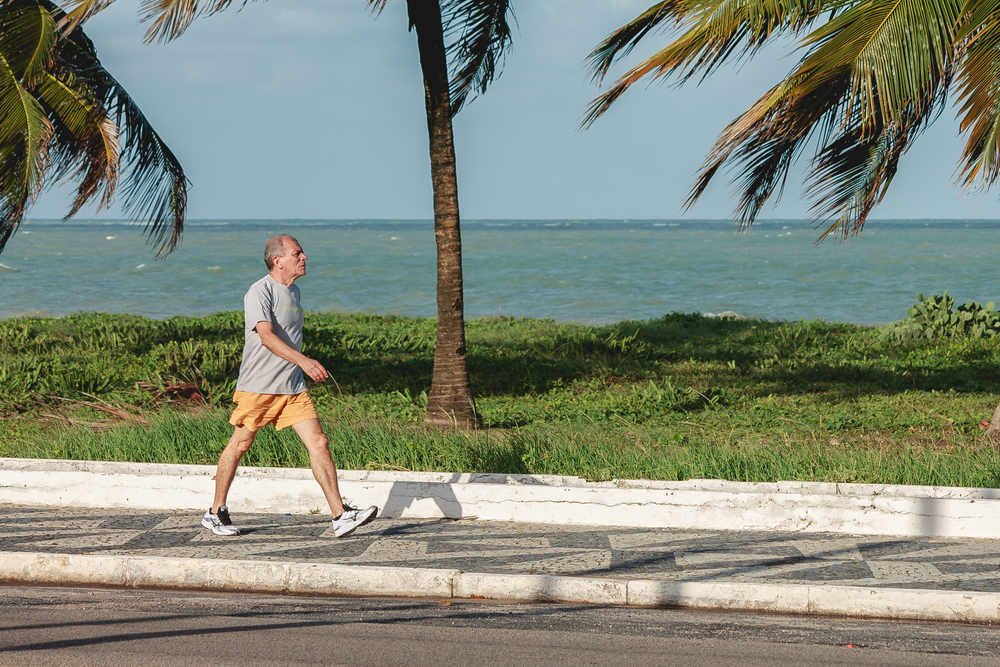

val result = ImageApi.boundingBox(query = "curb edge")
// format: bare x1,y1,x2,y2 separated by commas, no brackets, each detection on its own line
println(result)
2,551,998,623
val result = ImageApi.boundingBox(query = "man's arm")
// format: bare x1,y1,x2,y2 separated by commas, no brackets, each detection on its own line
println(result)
254,321,329,382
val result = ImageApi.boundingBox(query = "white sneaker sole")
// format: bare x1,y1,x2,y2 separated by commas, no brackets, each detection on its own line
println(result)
201,517,239,536
332,507,378,538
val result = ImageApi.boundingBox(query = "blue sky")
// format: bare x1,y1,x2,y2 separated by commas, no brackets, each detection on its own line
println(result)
28,0,1000,221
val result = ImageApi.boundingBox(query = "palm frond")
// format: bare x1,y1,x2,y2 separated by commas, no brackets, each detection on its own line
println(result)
799,0,960,132
138,0,241,43
36,71,120,217
52,18,187,255
0,51,52,252
807,100,934,239
112,85,187,257
52,0,115,37
367,0,390,15
0,0,188,256
583,0,840,127
442,0,515,113
0,0,55,82
687,70,847,227
954,0,1000,190
676,0,958,235
588,1,677,85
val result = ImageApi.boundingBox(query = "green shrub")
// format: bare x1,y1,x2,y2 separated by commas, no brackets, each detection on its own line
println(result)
880,292,1000,341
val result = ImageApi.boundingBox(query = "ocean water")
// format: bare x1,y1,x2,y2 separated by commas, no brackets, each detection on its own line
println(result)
1,219,998,325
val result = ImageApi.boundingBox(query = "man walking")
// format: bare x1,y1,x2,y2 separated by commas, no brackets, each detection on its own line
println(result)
202,234,378,537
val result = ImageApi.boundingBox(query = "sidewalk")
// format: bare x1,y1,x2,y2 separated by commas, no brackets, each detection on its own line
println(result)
5,458,1000,538
3,504,1000,622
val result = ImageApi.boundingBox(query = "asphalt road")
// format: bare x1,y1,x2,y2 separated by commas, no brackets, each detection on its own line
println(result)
1,586,998,666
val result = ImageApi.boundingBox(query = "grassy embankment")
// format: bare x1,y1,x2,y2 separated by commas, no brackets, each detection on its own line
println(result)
1,311,999,486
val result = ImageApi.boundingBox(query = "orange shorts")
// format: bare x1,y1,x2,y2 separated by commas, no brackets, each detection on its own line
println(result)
229,391,319,432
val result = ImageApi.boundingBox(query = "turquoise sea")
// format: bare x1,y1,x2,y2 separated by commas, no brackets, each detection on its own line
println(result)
1,219,998,325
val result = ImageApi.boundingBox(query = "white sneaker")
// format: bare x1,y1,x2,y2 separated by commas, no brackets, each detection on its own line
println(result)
202,506,240,536
331,505,378,537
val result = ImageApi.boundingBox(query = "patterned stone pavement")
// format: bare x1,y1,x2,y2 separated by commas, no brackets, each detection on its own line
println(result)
3,505,1000,592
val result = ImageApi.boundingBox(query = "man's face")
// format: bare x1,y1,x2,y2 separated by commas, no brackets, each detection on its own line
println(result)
275,241,307,280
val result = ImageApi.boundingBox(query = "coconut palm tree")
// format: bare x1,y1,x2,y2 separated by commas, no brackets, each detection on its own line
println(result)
119,0,515,428
583,0,1000,437
583,0,1000,237
0,0,187,257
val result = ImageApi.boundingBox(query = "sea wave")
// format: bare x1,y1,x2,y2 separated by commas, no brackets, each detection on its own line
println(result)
704,310,759,321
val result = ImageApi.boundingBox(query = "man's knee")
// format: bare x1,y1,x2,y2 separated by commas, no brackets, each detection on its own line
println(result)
303,431,329,453
233,440,254,457
292,418,329,452
228,427,256,456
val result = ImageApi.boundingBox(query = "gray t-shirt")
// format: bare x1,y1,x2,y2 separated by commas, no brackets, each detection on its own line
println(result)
235,275,307,395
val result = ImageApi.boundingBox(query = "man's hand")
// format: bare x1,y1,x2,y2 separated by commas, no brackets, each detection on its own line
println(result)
300,358,329,383
256,321,329,382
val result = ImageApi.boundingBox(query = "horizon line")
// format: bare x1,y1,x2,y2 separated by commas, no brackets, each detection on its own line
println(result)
22,217,1000,223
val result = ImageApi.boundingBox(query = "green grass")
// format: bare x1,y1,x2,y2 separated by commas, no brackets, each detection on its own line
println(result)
3,310,1000,487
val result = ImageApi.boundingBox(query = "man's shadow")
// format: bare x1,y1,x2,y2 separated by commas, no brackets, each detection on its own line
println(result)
380,472,550,520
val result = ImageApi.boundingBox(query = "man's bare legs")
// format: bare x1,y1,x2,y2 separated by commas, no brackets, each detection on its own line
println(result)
212,424,257,514
291,418,347,517
212,418,348,518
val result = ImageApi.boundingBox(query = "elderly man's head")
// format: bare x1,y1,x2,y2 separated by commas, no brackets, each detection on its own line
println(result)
264,235,301,270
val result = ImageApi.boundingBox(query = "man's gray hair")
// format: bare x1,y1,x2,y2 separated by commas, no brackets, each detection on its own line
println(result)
264,235,299,270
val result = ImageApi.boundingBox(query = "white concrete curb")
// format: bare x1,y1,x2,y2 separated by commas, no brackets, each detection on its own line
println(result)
0,552,457,598
3,458,1000,538
2,551,997,623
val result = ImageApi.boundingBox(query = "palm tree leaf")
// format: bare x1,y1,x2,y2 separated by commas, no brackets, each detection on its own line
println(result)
676,0,957,234
798,0,959,130
48,5,187,256
954,0,1000,189
138,0,241,43
588,1,677,85
0,0,56,82
36,71,120,217
0,0,188,257
442,0,515,113
583,0,841,127
54,0,117,37
956,0,1000,36
112,89,187,257
810,132,900,239
687,70,848,226
0,51,52,252
806,103,933,239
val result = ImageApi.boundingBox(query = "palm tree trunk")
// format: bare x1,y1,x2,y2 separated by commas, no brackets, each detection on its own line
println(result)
984,399,1000,444
406,0,478,428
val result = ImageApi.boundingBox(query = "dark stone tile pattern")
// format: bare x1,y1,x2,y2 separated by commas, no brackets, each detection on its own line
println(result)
2,506,1000,591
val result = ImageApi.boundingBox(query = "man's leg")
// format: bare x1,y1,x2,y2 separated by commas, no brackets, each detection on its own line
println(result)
212,424,257,513
291,418,347,517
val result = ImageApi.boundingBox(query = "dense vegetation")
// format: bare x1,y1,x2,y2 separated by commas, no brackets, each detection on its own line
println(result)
2,306,999,487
